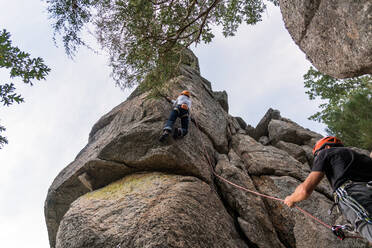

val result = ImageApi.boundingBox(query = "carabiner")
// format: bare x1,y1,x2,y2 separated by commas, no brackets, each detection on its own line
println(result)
367,181,372,188
332,226,346,240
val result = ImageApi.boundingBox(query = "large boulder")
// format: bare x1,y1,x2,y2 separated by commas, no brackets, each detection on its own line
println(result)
274,140,308,164
252,108,281,140
213,90,229,113
56,172,247,248
279,0,372,78
268,119,322,145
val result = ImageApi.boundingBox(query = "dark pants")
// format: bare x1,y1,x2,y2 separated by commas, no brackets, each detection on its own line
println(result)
337,182,372,242
163,106,189,136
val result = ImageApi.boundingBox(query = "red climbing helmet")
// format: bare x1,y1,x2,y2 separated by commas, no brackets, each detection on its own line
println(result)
312,136,343,156
181,90,191,97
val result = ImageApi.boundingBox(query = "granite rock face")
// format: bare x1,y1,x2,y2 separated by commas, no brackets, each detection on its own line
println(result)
56,173,247,248
279,0,372,78
45,51,371,248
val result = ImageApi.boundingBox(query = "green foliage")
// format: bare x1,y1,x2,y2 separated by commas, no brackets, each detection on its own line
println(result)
0,30,51,86
46,0,278,89
304,67,372,150
0,29,51,148
0,83,23,106
0,124,7,148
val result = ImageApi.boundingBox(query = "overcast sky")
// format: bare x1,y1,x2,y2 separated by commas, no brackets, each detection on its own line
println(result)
0,1,326,247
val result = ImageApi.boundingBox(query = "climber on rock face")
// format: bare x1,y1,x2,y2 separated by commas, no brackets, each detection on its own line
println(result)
159,90,192,142
284,136,372,242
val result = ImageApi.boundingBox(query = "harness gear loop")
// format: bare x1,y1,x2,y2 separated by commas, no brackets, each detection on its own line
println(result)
329,190,341,215
328,202,338,215
335,181,372,224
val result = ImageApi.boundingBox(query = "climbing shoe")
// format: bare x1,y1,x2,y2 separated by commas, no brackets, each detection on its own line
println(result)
159,130,170,142
173,128,183,139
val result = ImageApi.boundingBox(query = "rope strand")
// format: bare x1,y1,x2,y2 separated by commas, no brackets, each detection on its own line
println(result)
191,115,363,240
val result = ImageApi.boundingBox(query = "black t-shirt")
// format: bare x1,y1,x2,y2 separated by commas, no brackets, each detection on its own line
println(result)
312,147,372,190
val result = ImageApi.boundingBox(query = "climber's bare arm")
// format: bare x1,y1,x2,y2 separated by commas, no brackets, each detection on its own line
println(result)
284,171,324,207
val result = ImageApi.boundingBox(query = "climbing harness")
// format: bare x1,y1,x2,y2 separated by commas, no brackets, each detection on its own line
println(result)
335,181,372,224
191,115,364,241
174,105,189,118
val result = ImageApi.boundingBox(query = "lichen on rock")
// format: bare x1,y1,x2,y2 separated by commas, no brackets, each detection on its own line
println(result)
56,172,247,248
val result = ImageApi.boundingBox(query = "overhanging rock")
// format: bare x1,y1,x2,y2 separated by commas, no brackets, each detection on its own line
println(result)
280,0,372,78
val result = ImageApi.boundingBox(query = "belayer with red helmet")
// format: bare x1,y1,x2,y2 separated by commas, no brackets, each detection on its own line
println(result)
284,136,372,242
159,90,191,142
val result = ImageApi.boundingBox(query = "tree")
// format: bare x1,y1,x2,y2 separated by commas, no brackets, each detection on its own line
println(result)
46,0,278,89
0,29,51,148
304,67,372,150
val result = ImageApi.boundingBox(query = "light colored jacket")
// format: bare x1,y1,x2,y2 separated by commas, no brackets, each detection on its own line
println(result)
172,95,191,110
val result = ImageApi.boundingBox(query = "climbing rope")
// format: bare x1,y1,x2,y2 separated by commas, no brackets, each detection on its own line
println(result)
191,115,363,241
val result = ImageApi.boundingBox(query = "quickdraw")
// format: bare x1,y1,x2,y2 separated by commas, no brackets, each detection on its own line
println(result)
331,225,354,240
332,226,346,240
